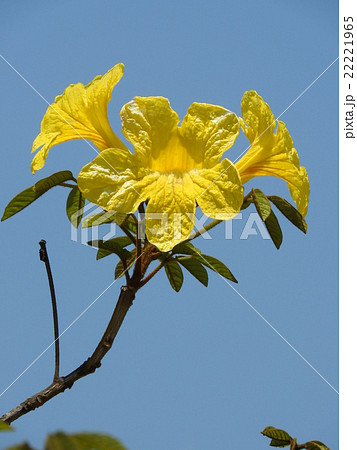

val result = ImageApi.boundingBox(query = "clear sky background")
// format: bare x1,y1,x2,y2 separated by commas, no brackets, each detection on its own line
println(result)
0,1,338,449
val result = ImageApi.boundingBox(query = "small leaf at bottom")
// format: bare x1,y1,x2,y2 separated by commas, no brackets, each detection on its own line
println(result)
66,186,85,228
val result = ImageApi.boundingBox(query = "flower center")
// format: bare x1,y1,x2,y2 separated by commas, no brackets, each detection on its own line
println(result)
150,130,201,173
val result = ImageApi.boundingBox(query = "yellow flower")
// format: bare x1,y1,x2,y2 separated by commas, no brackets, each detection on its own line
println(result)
31,63,127,174
31,64,309,252
236,91,310,217
78,96,244,252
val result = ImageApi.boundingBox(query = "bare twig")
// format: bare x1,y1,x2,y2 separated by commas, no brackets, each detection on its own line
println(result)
0,285,136,424
39,240,60,381
188,218,223,241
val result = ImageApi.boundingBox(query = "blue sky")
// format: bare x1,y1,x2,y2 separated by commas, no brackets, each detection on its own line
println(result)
0,1,338,449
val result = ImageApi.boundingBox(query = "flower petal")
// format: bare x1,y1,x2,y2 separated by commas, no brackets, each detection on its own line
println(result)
236,91,310,217
145,173,196,252
180,103,240,168
120,96,179,162
77,148,158,213
190,159,243,219
31,63,127,174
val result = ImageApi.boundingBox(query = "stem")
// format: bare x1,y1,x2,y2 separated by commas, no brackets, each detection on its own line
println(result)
137,203,146,244
39,240,60,381
0,285,136,425
132,203,146,283
189,219,222,241
138,203,145,221
135,224,142,280
119,225,136,246
139,261,165,288
121,257,130,285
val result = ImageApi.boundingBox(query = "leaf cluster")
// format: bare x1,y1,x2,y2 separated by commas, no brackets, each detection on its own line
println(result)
261,426,330,449
0,423,126,450
163,241,237,292
243,188,307,249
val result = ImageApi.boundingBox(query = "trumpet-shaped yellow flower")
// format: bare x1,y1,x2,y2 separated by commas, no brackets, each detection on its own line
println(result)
78,96,243,251
30,64,309,252
236,91,310,217
31,63,127,174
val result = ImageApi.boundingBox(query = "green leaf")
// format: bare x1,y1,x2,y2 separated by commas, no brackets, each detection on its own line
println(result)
261,427,292,444
125,220,138,235
240,196,253,211
66,186,85,228
193,254,237,283
268,196,307,233
269,438,290,447
46,432,77,450
5,444,34,450
0,420,13,431
252,188,271,221
82,212,116,228
6,432,127,450
305,441,330,450
250,189,283,249
96,237,133,260
114,213,129,226
70,432,127,449
116,214,138,235
264,209,283,249
177,256,208,286
88,237,133,260
172,241,201,256
1,170,74,221
164,260,184,292
115,249,137,279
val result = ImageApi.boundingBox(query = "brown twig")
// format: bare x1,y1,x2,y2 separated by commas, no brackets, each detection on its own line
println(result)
139,261,165,289
119,224,137,246
132,203,146,283
120,256,130,285
39,240,60,381
0,285,136,424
